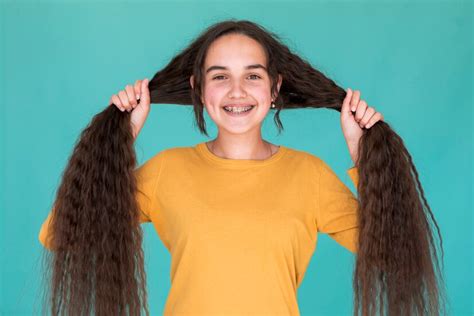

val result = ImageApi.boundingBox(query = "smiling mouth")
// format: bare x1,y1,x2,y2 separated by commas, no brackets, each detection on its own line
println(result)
222,105,255,114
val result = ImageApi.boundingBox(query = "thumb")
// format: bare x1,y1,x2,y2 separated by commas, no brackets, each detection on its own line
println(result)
140,78,150,105
341,88,353,118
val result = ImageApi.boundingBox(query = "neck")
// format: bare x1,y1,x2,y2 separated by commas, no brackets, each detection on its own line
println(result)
207,131,272,160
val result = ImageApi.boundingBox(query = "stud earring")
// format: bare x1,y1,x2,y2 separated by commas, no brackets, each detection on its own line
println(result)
271,102,276,109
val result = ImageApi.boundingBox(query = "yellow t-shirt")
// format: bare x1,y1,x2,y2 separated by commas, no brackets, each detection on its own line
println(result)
39,141,360,315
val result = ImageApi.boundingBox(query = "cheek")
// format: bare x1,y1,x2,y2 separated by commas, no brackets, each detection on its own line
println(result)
249,82,273,102
255,88,272,103
203,85,225,105
202,87,222,118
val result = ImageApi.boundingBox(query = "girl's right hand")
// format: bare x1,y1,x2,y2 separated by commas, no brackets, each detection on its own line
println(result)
109,78,151,139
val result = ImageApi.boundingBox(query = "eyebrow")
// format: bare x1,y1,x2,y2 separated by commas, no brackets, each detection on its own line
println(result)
205,64,267,74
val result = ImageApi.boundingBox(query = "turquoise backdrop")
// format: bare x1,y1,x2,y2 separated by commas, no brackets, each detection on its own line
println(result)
1,0,472,315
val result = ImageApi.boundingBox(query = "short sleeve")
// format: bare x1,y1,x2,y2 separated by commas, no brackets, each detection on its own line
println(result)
38,209,55,250
316,159,360,253
38,151,165,250
347,166,359,187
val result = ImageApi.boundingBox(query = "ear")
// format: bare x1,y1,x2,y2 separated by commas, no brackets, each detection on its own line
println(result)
190,75,206,105
273,74,283,101
277,74,283,92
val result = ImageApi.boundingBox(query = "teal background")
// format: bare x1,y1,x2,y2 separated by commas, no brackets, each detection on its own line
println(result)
1,0,472,315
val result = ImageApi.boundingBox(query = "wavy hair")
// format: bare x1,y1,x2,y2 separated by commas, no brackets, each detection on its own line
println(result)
40,19,447,316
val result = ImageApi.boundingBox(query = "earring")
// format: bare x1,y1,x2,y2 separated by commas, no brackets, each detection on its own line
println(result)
271,102,276,109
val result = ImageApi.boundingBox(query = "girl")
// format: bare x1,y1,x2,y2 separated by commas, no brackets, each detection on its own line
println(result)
39,20,445,316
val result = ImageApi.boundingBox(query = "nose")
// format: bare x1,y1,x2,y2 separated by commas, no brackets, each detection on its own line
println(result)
227,79,247,99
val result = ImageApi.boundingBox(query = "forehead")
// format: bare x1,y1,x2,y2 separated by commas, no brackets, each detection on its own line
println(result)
204,33,267,68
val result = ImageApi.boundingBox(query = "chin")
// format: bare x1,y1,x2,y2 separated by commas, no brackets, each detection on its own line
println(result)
218,122,262,135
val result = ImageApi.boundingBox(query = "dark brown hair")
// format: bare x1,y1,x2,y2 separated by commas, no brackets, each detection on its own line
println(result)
40,19,447,315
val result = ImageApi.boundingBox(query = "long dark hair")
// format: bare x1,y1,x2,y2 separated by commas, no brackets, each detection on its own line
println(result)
40,19,447,315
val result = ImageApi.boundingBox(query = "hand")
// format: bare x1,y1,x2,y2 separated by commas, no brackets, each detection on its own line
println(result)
109,78,150,139
340,88,384,164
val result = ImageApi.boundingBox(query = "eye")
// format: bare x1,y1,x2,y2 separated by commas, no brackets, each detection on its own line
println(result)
211,74,261,81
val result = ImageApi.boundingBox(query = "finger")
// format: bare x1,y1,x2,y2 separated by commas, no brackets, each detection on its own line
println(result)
341,88,353,114
140,78,150,104
355,100,368,123
118,90,131,111
125,85,137,109
360,107,376,126
134,80,142,100
351,90,361,112
365,112,383,129
112,95,125,112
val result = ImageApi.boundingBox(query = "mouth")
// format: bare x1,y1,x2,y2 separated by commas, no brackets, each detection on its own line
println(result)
222,105,256,116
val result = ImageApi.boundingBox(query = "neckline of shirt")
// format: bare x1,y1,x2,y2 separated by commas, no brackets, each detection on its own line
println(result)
194,141,288,169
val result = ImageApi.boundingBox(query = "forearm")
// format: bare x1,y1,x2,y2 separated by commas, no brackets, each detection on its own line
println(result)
346,140,359,167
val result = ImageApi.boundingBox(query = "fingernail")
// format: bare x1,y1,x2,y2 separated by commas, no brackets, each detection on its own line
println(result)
136,94,140,100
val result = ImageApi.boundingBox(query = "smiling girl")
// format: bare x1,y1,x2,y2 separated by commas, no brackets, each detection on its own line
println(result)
39,19,445,316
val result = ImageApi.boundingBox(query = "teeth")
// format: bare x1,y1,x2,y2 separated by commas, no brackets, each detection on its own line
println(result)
224,105,254,113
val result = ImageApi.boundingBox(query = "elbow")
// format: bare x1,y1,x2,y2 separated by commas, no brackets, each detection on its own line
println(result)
38,216,55,250
38,233,50,250
348,243,358,254
38,229,53,250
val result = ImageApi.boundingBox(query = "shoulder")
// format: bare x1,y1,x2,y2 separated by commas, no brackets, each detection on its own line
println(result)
284,146,324,163
282,146,347,181
159,145,197,162
140,148,167,165
282,146,326,172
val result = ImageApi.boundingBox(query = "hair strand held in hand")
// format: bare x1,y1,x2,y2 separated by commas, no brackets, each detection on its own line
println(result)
40,109,149,315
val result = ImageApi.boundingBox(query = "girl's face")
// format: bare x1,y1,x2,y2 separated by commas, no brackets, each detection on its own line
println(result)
191,33,282,135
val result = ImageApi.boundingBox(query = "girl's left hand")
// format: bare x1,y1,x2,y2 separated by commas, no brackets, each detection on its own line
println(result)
340,88,384,163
